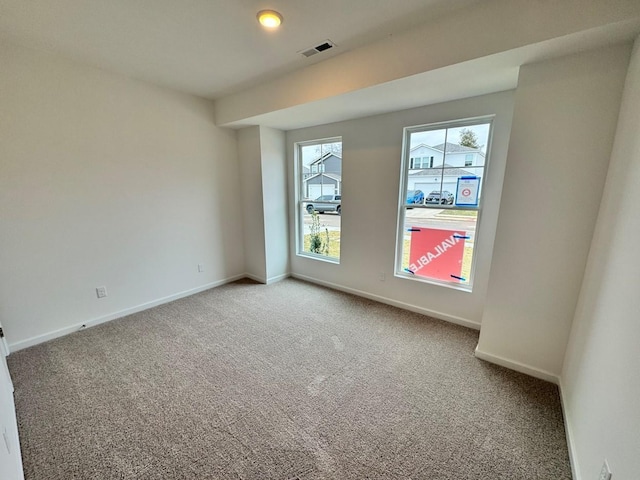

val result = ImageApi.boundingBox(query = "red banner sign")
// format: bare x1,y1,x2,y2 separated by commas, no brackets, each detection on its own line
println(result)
408,228,465,282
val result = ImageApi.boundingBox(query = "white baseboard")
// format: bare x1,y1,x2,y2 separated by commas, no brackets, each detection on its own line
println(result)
266,273,290,285
558,378,581,480
244,272,289,285
291,273,481,331
474,346,560,384
8,274,246,352
244,273,267,284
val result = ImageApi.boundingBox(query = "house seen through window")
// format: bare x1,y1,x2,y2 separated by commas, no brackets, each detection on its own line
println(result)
297,138,342,261
396,118,493,290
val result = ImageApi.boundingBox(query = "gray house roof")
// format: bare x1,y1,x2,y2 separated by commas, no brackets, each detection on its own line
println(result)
431,142,478,153
410,143,441,153
409,164,476,177
305,172,342,183
309,152,342,165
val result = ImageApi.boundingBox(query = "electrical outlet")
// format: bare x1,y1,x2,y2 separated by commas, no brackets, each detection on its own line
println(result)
599,460,612,480
197,264,204,273
96,286,107,298
379,271,385,281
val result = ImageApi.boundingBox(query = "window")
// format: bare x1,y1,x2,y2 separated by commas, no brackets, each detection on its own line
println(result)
465,154,473,167
410,156,435,169
297,138,342,262
396,117,493,290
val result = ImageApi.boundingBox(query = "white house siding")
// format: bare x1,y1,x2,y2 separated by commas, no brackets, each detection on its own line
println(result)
410,177,458,196
444,151,484,167
308,183,336,199
306,173,340,198
409,145,443,168
410,144,485,169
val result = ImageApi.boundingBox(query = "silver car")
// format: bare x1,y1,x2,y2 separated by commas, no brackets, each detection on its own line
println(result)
306,195,341,215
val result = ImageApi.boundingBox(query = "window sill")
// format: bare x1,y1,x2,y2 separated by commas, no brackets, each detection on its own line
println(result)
297,252,340,265
394,271,473,292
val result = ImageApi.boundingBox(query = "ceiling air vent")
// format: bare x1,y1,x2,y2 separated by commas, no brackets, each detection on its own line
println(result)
299,40,336,58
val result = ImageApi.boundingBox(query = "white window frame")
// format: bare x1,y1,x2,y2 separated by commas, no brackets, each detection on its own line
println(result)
394,116,494,291
295,137,342,264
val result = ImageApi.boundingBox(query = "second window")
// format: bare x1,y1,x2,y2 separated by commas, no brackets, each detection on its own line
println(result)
396,117,493,290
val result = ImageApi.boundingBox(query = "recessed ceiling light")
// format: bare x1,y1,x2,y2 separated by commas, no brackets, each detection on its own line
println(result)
257,10,283,29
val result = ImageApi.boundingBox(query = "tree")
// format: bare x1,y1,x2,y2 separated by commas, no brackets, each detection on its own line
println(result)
459,128,480,148
311,142,342,159
326,142,342,156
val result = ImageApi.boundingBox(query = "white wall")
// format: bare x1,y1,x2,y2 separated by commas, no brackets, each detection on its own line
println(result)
286,91,514,327
259,127,289,282
0,42,245,349
476,44,631,380
561,36,640,480
0,323,23,480
238,126,267,282
237,126,289,283
0,363,23,480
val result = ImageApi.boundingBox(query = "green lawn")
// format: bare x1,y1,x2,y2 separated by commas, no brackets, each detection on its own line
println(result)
437,209,478,218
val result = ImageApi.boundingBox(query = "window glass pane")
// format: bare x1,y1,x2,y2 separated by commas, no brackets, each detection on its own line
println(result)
397,120,491,289
298,139,342,261
400,209,478,286
407,129,446,204
300,204,341,258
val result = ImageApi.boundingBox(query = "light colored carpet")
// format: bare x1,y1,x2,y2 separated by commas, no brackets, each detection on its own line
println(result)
8,278,571,479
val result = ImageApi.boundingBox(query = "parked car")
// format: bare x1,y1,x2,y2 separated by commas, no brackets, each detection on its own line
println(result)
306,195,341,214
425,190,455,205
406,189,425,205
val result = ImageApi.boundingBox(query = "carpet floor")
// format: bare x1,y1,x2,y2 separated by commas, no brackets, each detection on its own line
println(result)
8,278,572,479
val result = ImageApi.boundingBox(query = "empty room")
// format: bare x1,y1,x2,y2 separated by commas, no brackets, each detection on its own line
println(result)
1,0,639,479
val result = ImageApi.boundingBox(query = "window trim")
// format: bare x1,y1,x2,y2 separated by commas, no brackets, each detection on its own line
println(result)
394,116,494,291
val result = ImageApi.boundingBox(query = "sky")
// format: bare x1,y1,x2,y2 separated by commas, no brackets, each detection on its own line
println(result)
300,142,341,167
